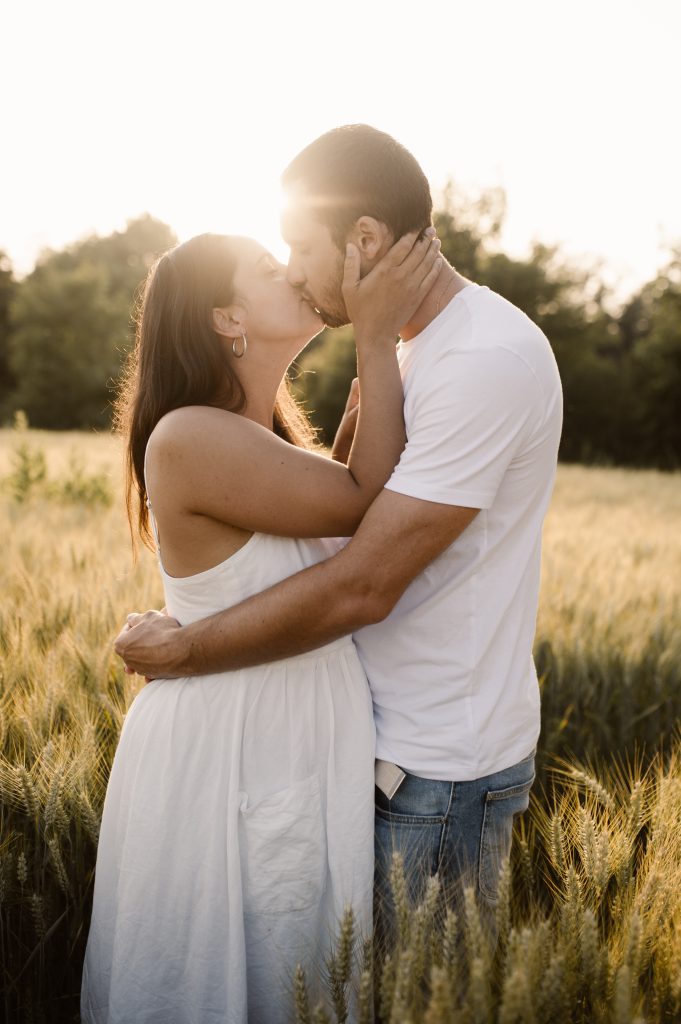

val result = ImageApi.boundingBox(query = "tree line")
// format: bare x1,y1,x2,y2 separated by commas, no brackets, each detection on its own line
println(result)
0,198,679,468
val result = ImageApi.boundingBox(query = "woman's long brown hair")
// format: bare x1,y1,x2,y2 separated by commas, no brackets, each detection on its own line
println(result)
114,233,318,552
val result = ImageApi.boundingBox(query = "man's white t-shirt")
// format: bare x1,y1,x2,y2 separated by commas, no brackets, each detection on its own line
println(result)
353,282,563,782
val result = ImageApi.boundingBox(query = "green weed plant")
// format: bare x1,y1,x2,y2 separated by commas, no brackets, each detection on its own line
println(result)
3,419,112,509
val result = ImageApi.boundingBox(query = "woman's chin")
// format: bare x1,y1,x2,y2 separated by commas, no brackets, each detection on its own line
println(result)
305,310,324,335
299,298,323,329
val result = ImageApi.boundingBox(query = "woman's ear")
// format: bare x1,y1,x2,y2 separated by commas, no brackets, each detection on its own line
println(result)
212,306,245,339
351,217,393,262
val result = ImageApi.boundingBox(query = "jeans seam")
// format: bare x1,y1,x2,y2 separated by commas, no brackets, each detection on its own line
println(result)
478,775,535,901
436,781,455,871
478,798,496,902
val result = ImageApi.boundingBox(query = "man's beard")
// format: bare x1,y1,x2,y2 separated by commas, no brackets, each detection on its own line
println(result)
311,260,350,328
318,306,350,329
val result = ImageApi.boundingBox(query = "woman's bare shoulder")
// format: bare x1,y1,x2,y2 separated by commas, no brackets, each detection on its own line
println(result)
148,406,252,456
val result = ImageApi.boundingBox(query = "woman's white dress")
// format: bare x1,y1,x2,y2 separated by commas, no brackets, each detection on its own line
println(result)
81,528,375,1023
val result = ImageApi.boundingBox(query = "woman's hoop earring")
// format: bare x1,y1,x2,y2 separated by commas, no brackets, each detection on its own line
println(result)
232,333,247,359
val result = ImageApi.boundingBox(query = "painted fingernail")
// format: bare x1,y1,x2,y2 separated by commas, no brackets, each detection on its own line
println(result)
425,227,436,238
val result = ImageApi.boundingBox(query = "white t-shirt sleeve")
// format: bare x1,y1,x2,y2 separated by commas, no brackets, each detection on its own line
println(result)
385,346,542,509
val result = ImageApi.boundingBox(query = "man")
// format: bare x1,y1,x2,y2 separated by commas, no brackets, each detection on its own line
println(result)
116,124,563,925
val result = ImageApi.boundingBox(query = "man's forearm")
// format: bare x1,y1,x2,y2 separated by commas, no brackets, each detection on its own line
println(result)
118,490,476,680
176,551,382,675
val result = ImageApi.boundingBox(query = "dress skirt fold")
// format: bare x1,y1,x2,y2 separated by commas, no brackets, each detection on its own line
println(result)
82,533,374,1023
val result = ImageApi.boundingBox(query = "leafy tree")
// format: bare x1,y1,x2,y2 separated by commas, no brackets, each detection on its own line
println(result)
9,260,127,428
45,213,175,304
627,253,681,467
0,250,17,415
433,183,506,279
8,216,175,428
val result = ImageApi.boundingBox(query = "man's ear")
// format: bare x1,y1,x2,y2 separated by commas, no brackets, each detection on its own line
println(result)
349,217,394,263
212,306,246,339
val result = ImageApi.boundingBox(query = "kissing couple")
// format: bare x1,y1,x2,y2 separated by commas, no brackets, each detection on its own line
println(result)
81,124,562,1023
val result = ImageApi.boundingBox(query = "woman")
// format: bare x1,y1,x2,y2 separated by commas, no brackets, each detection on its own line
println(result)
81,230,440,1023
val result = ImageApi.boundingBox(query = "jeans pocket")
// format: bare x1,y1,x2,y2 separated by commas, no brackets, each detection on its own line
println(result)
374,772,450,825
478,774,534,902
240,774,326,915
374,798,444,827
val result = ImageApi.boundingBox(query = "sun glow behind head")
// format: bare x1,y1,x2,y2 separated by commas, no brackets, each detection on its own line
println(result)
1,0,679,291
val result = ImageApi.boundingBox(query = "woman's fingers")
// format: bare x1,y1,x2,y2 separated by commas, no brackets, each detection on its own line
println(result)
385,233,443,304
342,225,445,339
341,242,362,299
417,240,444,290
383,226,436,268
401,233,441,279
418,250,445,295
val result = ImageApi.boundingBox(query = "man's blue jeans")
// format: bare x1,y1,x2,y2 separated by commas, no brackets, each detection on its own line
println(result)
374,750,536,943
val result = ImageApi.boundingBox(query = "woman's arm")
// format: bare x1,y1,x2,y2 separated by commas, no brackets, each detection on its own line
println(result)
150,231,442,539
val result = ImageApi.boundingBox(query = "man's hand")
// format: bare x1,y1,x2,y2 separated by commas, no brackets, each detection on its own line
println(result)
114,610,186,679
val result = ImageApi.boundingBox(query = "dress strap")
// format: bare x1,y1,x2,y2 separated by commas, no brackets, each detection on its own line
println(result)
143,444,162,557
146,497,162,555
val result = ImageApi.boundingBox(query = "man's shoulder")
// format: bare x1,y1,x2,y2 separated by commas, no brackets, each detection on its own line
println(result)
405,288,560,424
419,284,542,354
458,284,544,337
403,284,558,402
454,286,558,381
421,290,546,368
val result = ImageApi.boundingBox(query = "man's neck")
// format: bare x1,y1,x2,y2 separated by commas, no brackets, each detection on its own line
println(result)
400,262,471,342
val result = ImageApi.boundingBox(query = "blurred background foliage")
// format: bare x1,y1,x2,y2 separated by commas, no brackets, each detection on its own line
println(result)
1,192,679,468
0,216,176,431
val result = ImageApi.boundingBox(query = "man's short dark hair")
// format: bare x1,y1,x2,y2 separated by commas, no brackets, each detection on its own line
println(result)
282,124,433,249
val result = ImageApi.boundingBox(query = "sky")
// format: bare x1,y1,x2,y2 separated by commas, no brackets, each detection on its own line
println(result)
2,0,680,300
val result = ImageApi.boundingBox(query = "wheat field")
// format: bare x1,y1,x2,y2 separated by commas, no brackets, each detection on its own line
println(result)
1,428,680,1022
